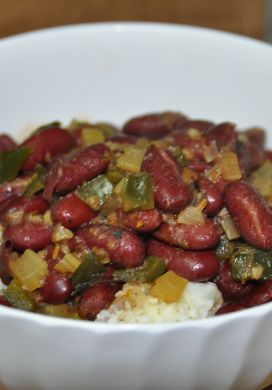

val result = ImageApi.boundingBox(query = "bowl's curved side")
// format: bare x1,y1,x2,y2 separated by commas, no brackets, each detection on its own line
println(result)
0,304,271,390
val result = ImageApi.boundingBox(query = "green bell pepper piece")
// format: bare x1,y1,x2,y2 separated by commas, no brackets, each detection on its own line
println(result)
121,172,154,212
113,256,166,283
72,253,105,287
0,147,31,184
3,279,35,311
75,174,113,211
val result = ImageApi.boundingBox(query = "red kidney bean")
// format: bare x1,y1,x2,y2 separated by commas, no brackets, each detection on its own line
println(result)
108,135,137,144
175,119,213,133
0,195,48,221
0,176,31,205
215,262,253,301
0,134,17,152
43,143,111,201
119,208,162,233
198,177,223,216
172,131,207,160
147,239,219,281
76,224,145,268
40,270,73,304
187,161,209,173
0,295,11,307
142,144,192,213
237,139,265,175
123,112,184,139
4,222,52,251
206,122,237,151
0,242,12,284
244,280,272,307
242,128,265,148
78,282,119,320
215,303,246,315
51,193,97,229
224,180,272,250
153,219,220,250
22,127,76,171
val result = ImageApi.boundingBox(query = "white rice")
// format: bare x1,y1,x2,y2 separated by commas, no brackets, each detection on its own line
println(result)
96,281,223,324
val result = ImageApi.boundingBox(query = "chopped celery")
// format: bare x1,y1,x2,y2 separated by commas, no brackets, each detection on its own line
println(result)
113,256,166,283
3,279,35,311
250,160,272,200
54,253,81,273
0,147,31,184
106,166,125,185
9,249,48,291
72,253,105,287
167,145,188,168
75,174,113,211
116,147,146,173
52,224,74,242
121,172,154,212
39,304,70,318
81,127,105,146
23,165,46,198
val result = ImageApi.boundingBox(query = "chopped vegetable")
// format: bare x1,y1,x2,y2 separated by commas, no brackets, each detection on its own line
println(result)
0,147,31,184
75,174,113,211
231,245,272,283
3,279,35,311
9,249,48,291
106,166,124,184
219,209,240,240
215,235,235,260
72,253,105,287
150,270,188,303
52,224,74,242
81,127,105,146
43,210,53,226
23,165,46,198
116,146,146,173
220,151,242,181
121,172,154,212
54,253,81,273
39,304,80,319
203,141,218,163
113,256,166,283
177,205,205,225
167,145,188,168
250,160,272,201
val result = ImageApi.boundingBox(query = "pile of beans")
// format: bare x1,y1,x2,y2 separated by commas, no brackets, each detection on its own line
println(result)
0,111,271,320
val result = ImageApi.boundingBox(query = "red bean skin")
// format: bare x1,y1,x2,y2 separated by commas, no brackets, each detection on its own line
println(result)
0,195,48,221
172,131,207,161
198,178,223,216
206,122,237,151
215,262,253,301
0,296,11,307
216,303,246,315
0,242,12,284
0,176,31,205
43,143,111,201
175,119,213,133
244,280,272,307
119,208,162,233
153,219,220,250
4,222,52,251
22,127,76,171
224,180,272,250
147,239,219,282
0,134,17,152
78,283,119,320
237,139,265,175
51,193,96,229
40,270,73,304
108,135,137,144
123,112,184,139
142,144,192,213
76,224,145,268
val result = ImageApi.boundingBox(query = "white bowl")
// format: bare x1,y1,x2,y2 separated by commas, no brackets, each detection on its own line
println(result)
0,23,272,390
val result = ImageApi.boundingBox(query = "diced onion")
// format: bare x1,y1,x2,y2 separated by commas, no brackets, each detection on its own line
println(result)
220,209,240,240
52,224,74,242
43,210,53,226
54,253,81,273
203,141,218,163
177,206,205,225
116,147,146,173
187,128,201,140
220,151,242,181
9,249,48,291
81,127,105,146
151,271,188,303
